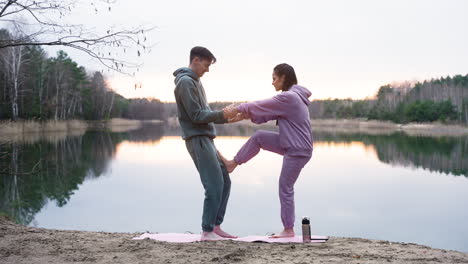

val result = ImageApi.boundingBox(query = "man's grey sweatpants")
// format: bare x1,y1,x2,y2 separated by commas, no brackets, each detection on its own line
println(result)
185,136,231,232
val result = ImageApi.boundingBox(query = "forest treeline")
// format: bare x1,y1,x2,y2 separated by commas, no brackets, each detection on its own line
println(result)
0,28,166,121
310,75,468,124
2,28,467,124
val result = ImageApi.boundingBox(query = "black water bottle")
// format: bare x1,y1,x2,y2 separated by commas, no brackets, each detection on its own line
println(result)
302,216,311,243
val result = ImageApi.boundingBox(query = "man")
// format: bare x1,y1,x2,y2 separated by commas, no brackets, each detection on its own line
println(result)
173,46,236,241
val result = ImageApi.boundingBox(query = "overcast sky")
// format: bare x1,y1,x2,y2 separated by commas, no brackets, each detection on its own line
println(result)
44,0,468,102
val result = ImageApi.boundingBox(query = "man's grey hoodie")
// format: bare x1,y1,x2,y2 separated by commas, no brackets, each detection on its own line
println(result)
173,67,227,140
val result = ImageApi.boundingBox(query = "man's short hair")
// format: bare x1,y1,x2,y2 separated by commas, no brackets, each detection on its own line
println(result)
190,46,217,64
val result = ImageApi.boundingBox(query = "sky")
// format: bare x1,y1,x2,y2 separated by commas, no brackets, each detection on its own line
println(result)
31,0,468,101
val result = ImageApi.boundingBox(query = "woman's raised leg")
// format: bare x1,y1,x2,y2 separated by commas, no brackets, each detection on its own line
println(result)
219,130,285,173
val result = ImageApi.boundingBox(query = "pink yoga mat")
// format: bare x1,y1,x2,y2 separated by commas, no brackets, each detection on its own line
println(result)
133,233,328,243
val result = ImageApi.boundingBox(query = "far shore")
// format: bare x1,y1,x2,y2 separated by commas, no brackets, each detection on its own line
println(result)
1,118,467,140
0,119,163,142
220,118,468,137
310,119,468,137
0,216,467,264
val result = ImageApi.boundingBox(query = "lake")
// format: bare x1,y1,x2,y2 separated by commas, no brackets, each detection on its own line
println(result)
1,122,467,253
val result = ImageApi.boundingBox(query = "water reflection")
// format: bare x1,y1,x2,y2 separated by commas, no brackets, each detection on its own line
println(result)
0,122,467,252
0,132,120,225
312,132,468,177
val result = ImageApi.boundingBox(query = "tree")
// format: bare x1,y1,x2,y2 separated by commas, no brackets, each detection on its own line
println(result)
42,50,87,120
0,28,27,120
82,71,115,120
403,100,459,123
124,98,166,120
0,0,153,74
20,44,47,118
463,98,468,124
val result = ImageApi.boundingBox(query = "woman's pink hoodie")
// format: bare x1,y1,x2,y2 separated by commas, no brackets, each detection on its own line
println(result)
237,85,313,157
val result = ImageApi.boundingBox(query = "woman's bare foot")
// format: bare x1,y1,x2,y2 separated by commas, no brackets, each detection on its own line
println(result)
269,228,295,238
214,225,238,238
217,151,238,173
201,231,226,241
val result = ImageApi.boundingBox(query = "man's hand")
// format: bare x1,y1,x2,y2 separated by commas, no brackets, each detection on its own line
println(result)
228,113,245,123
223,104,239,119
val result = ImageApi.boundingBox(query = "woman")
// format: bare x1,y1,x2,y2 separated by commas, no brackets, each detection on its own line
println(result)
220,63,313,238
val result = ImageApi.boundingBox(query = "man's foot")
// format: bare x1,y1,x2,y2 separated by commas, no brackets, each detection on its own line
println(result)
269,228,295,238
217,151,238,173
201,231,226,241
214,225,238,238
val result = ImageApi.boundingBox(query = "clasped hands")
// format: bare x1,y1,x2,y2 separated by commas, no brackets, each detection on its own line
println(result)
222,104,246,123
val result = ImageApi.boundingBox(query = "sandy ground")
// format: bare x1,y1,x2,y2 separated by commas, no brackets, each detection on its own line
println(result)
1,217,467,264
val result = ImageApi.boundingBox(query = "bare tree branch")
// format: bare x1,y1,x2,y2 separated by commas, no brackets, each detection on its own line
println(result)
0,0,154,75
0,0,19,17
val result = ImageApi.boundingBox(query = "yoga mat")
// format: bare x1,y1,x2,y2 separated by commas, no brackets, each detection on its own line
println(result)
237,235,328,243
133,233,328,243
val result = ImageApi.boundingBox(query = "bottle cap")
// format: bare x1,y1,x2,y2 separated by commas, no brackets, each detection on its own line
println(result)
302,216,310,225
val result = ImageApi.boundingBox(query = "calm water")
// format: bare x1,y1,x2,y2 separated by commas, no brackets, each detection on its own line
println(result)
1,123,468,252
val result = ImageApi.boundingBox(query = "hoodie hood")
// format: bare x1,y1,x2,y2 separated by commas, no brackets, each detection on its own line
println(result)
290,85,312,105
173,67,199,84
